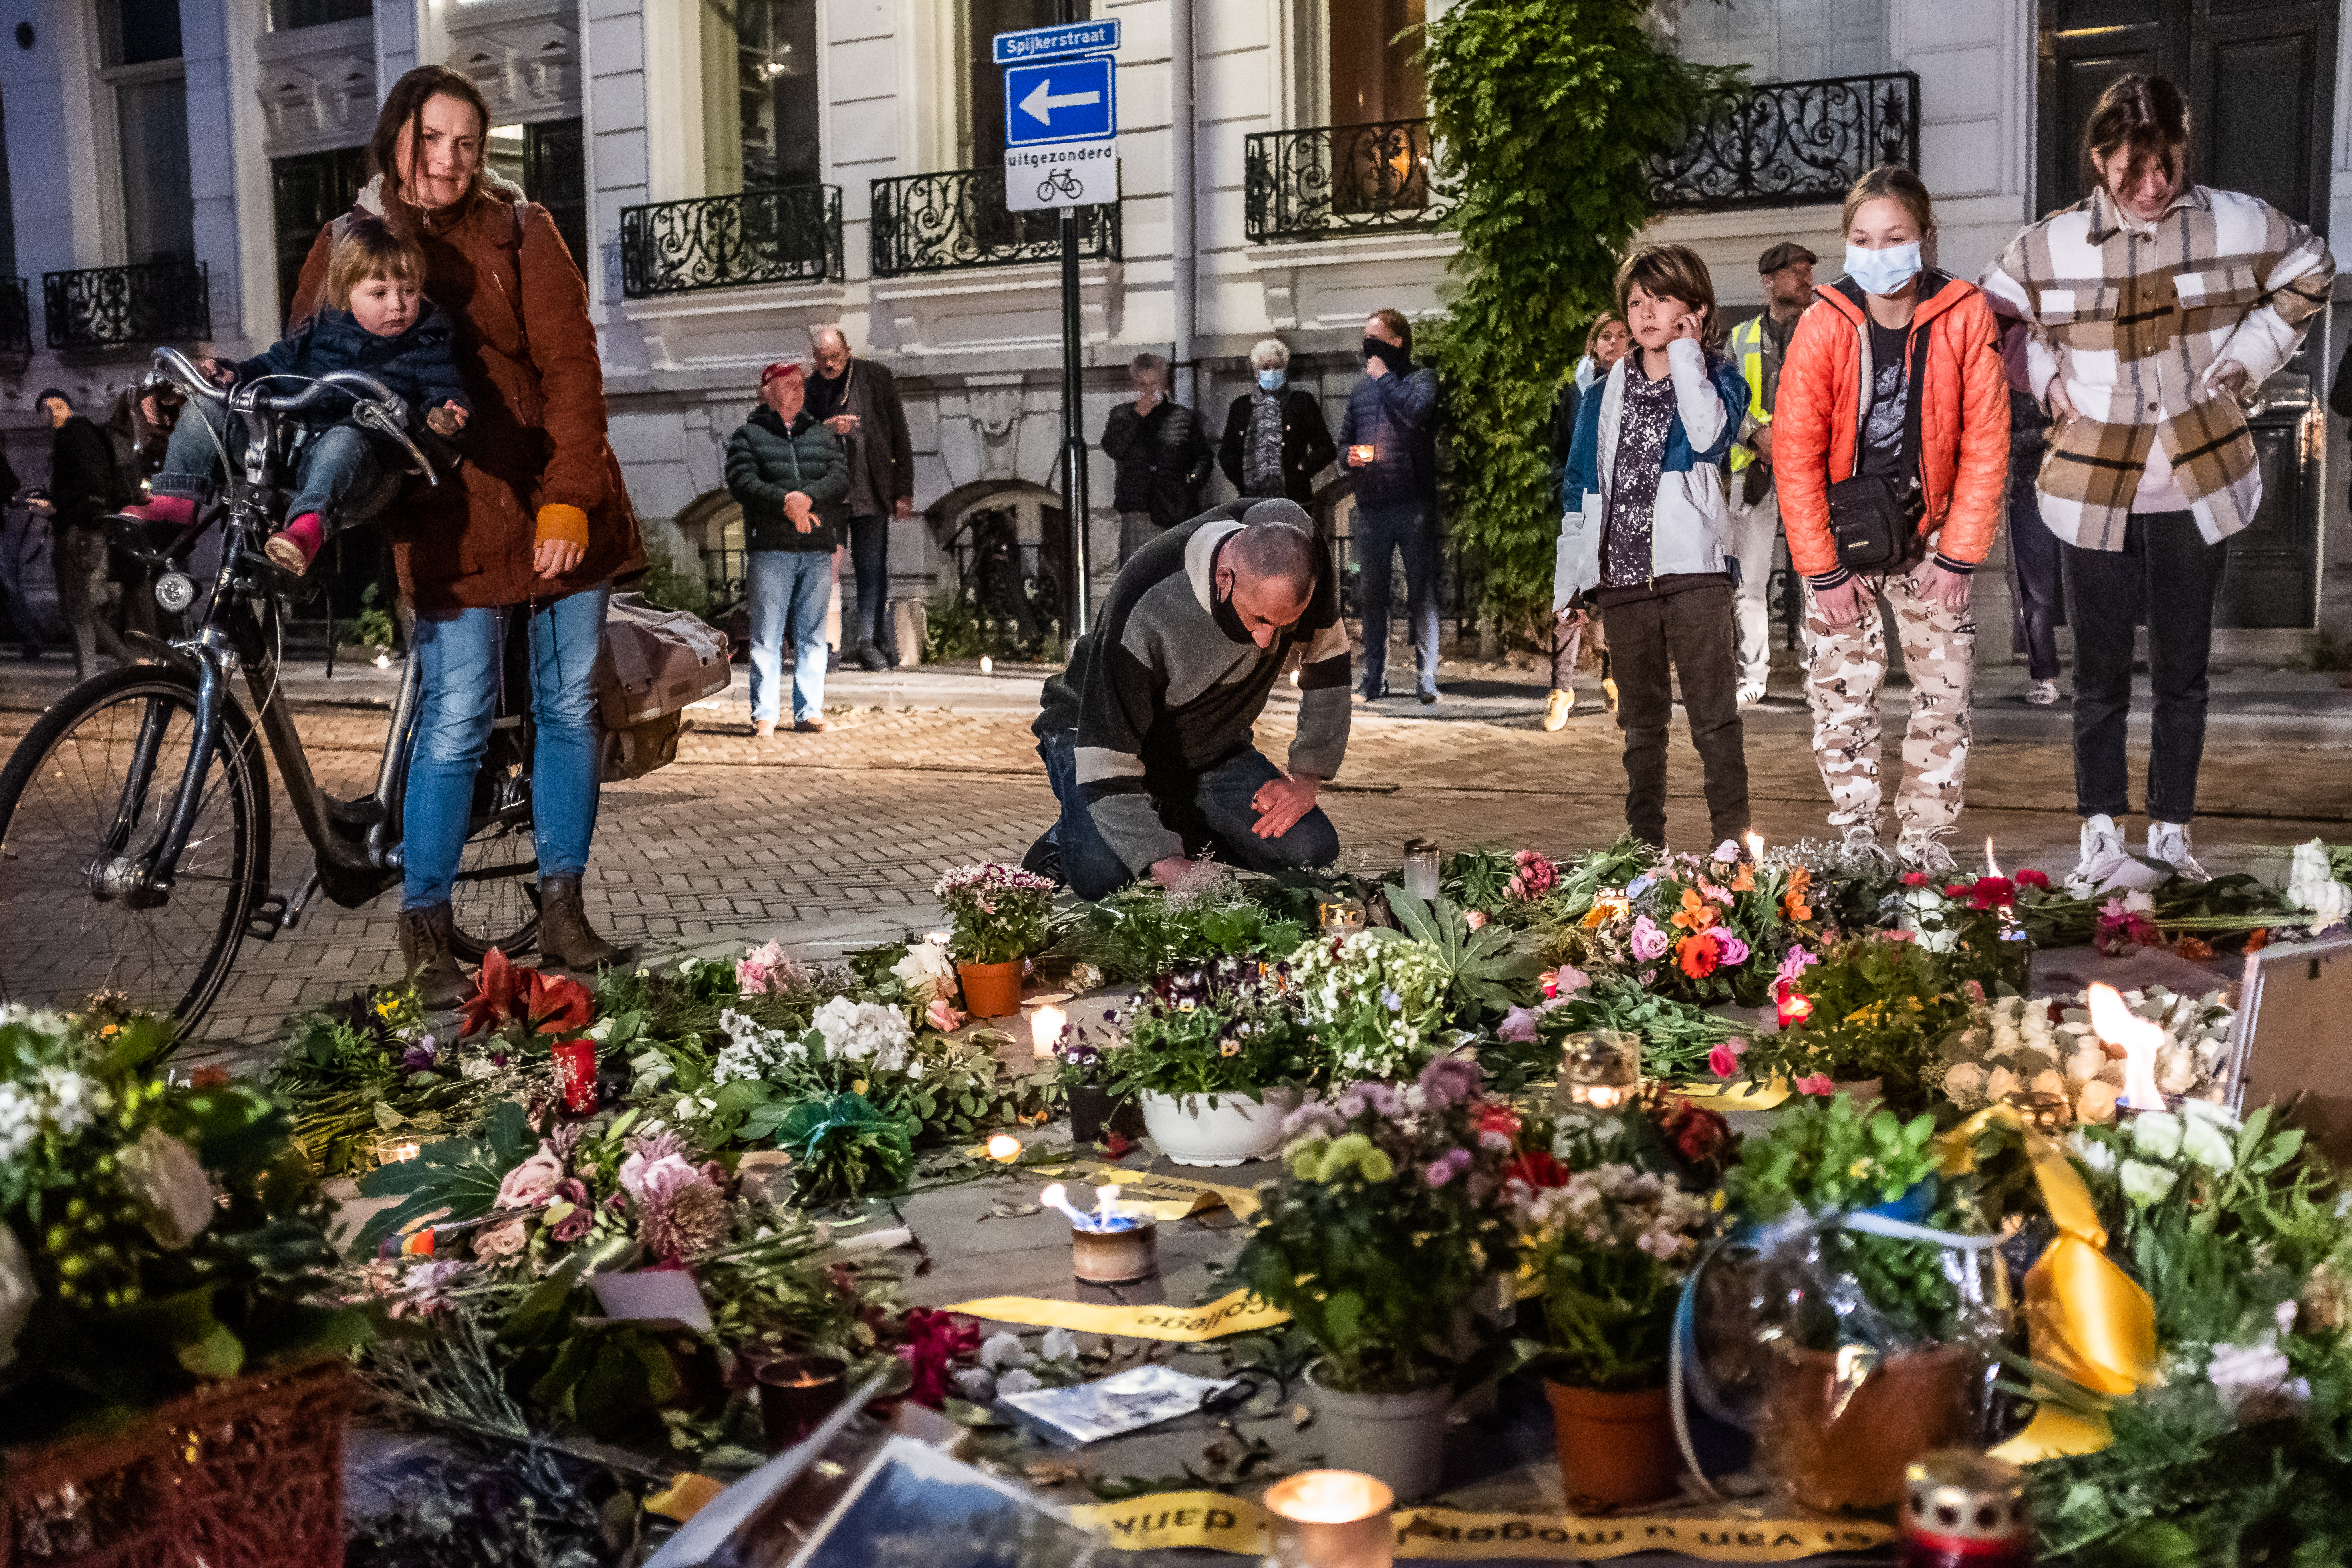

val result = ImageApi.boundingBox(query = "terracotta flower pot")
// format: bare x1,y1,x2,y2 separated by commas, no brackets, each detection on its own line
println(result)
957,960,1024,1018
1761,1343,1973,1512
1544,1381,1682,1509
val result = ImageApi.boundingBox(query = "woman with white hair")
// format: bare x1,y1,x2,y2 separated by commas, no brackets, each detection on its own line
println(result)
1218,338,1338,508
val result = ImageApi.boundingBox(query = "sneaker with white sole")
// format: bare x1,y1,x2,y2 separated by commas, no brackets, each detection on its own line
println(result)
2066,815,2132,898
2025,680,2060,706
1841,823,1890,865
2148,821,2211,884
1897,834,1957,876
1542,689,1575,731
1737,680,1768,708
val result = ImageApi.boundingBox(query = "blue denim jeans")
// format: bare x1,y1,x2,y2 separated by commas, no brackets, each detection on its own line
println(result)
747,548,831,723
155,402,388,529
1354,499,1441,699
1036,726,1340,899
402,583,610,910
847,513,897,661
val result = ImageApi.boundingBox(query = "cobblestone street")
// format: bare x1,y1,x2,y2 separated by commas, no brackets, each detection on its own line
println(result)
4,653,2348,1060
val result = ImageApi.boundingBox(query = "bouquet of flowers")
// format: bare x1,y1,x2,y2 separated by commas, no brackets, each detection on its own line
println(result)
1290,929,1448,1081
1442,847,1566,929
1939,986,2234,1126
934,861,1057,964
1235,1058,1520,1393
1737,933,1974,1110
1512,1157,1716,1391
1562,845,1808,1008
0,1004,373,1447
1094,957,1318,1104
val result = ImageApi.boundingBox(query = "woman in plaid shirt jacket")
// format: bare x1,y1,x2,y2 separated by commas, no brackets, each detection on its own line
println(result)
1979,75,2333,894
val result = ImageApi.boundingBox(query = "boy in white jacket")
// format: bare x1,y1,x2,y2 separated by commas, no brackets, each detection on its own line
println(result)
1556,244,1753,851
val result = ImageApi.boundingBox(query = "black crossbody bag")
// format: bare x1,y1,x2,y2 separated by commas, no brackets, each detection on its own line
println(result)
1823,316,1931,573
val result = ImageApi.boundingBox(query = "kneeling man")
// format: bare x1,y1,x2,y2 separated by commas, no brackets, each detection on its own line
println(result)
1029,498,1350,897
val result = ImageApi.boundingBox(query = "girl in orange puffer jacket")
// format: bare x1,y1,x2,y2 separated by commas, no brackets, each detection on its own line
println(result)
1773,165,2010,875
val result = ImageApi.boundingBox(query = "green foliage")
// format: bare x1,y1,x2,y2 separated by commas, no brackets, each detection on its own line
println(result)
338,581,399,651
1421,0,1737,633
355,1100,537,1252
776,1093,915,1206
1383,885,1546,1023
1096,960,1320,1102
1547,975,1741,1081
1078,879,1308,984
637,544,712,621
1749,933,1973,1109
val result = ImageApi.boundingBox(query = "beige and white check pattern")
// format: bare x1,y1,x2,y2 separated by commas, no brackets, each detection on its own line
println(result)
1978,184,2333,550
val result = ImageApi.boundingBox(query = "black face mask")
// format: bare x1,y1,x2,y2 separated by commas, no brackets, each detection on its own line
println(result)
1363,337,1409,375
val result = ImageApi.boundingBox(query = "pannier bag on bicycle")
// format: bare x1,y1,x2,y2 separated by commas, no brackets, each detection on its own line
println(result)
594,591,732,780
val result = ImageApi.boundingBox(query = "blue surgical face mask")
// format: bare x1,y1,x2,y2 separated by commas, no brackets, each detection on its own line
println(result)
1256,369,1286,391
1844,240,1923,297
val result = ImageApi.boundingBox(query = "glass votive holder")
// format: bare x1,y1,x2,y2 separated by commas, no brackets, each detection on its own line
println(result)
757,1354,848,1453
1263,1469,1395,1568
1554,1030,1640,1118
1402,838,1440,903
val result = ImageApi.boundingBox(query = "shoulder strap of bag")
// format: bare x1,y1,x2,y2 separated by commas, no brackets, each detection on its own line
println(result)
1897,316,1934,499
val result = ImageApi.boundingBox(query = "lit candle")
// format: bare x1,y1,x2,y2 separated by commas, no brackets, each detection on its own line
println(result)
1555,1031,1639,1119
385,1140,421,1164
1030,1004,1067,1060
1745,831,1763,862
1776,983,1814,1031
2088,984,2168,1111
985,1133,1022,1163
1263,1470,1395,1568
980,655,993,676
1985,835,2003,877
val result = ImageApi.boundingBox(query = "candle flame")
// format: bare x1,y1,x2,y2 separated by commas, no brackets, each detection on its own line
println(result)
979,655,992,675
1039,1183,1090,1226
2089,983,2168,1110
1745,831,1763,861
1094,1183,1119,1217
985,1133,1022,1162
1266,1469,1394,1524
1985,836,2003,878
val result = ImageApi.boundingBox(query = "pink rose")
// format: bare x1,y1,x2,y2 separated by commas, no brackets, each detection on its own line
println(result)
473,1218,528,1260
1708,1036,1747,1078
1465,909,1489,930
1550,965,1591,998
1715,933,1750,967
926,997,966,1032
1497,1006,1539,1044
493,1149,565,1211
1792,1073,1836,1097
1630,916,1668,962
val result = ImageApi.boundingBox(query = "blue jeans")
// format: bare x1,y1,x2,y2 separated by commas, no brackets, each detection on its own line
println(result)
402,583,610,910
747,548,830,723
847,514,897,661
1354,500,1440,699
1037,726,1340,899
155,402,388,529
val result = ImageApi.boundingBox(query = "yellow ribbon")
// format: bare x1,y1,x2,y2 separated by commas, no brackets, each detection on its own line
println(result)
1671,1076,1791,1110
1038,1160,1264,1221
644,1472,725,1522
1937,1105,2161,1461
1068,1492,1894,1560
941,1286,1290,1341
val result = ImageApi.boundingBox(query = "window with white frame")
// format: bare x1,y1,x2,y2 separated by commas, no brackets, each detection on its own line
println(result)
1669,0,1892,82
97,0,195,265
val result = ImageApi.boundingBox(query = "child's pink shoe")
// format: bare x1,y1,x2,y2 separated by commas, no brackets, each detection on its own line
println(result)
264,513,324,576
120,495,197,526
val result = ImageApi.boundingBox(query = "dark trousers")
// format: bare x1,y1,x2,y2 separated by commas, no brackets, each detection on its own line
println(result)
1037,726,1340,899
1598,580,1749,850
2059,510,2225,824
2006,464,2063,681
1354,500,1440,699
846,513,897,661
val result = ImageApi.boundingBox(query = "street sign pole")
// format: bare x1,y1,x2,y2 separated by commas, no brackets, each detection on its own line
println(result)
1054,0,1090,643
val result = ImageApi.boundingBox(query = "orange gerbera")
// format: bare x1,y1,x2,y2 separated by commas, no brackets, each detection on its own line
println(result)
1782,866,1814,923
1671,887,1720,932
1676,930,1721,979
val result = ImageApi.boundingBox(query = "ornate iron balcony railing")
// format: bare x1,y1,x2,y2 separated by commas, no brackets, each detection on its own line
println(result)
1649,71,1920,213
618,184,843,298
0,278,32,370
1244,118,1455,243
44,260,211,352
869,168,1121,278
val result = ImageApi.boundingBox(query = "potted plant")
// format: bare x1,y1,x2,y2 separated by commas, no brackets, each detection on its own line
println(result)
1054,1036,1140,1148
1723,1094,1991,1511
933,862,1057,1018
1235,1058,1519,1499
1098,959,1317,1165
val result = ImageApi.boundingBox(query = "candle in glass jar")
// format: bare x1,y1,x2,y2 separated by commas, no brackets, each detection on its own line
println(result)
1776,985,1814,1031
1555,1031,1639,1120
1263,1470,1394,1568
1030,1004,1067,1060
1402,838,1440,903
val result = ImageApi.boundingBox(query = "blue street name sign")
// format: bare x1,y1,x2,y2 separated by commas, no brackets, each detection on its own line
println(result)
991,18,1120,65
1003,54,1116,147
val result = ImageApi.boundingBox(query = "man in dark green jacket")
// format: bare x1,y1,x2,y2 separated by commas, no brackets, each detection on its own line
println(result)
725,363,849,737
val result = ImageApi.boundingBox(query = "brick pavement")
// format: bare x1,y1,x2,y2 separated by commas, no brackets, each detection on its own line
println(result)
2,671,2347,1062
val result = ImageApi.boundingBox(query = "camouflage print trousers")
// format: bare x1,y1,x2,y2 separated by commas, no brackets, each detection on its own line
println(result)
1802,566,1975,839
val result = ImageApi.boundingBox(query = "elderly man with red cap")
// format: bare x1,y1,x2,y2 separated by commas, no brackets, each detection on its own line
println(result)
726,361,851,738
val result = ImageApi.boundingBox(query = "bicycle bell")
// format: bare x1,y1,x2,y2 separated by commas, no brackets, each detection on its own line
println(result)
153,571,196,613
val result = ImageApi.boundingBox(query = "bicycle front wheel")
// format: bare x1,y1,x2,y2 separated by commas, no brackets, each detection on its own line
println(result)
0,665,268,1027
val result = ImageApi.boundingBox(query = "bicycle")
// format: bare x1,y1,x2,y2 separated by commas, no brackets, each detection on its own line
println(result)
0,347,542,1032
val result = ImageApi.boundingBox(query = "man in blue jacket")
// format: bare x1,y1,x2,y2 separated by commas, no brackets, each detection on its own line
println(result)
1337,308,1442,703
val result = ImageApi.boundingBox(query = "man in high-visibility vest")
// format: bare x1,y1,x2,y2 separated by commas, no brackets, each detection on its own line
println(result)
1726,242,1817,707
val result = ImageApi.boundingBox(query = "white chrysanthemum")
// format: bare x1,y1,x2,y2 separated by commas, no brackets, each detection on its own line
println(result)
711,1008,811,1085
890,941,959,1006
812,996,913,1071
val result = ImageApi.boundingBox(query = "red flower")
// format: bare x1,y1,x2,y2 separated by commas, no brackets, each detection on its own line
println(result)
456,948,595,1042
1963,877,2017,911
1475,1104,1523,1143
1101,1129,1131,1159
1675,929,1721,979
895,1308,981,1408
1503,1150,1568,1189
1901,872,1931,887
2015,869,2052,891
1942,883,1969,899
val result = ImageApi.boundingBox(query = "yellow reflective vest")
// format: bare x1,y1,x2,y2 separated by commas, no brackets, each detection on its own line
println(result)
1727,313,1774,473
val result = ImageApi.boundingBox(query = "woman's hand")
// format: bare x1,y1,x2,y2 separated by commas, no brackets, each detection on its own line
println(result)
1813,579,1871,628
534,537,584,581
1918,560,1974,612
2044,377,2079,426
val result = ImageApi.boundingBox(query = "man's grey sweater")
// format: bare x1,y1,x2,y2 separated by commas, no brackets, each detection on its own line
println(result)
1035,508,1352,873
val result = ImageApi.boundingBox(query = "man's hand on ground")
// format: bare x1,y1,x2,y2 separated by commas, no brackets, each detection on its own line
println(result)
1250,772,1321,839
1149,856,1198,889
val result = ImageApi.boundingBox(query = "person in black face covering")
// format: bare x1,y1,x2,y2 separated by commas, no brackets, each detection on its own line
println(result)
1336,308,1442,702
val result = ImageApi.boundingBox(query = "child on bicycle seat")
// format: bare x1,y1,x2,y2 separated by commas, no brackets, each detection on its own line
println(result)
125,213,470,576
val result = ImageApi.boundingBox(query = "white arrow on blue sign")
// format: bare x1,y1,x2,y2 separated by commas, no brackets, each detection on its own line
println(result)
1003,55,1116,147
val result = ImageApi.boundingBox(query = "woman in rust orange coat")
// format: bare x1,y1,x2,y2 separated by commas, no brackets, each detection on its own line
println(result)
1773,165,2009,876
288,66,647,1003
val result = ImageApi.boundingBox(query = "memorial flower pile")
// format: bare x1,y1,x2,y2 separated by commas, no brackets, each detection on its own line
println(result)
1290,928,1450,1081
1092,956,1318,1103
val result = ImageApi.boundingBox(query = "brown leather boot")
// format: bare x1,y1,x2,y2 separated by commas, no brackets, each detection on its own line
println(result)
398,903,470,1010
538,874,628,971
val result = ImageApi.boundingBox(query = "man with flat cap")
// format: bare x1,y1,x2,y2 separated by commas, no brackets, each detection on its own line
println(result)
1027,497,1351,897
1726,240,1818,707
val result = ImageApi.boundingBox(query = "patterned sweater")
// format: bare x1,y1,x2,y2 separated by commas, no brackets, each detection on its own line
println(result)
1035,506,1352,873
1978,183,2332,549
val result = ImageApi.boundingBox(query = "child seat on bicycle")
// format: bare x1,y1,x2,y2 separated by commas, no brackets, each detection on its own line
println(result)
125,214,472,576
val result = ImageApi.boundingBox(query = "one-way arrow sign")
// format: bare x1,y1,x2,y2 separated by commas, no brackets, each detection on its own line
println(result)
1002,56,1116,147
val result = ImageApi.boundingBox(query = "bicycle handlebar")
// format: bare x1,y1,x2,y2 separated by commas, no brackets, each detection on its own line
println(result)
149,347,397,416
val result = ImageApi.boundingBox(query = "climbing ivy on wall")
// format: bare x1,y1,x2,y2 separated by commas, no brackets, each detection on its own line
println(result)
1421,0,1736,643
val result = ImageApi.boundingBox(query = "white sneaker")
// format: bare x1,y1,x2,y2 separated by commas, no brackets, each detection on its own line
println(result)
2025,680,2060,706
2065,815,2132,898
1841,824,1890,865
2148,822,2211,884
1737,680,1768,708
1898,834,1957,876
